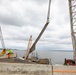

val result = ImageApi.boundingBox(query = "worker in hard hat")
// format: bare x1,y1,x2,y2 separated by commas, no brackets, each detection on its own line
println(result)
8,49,13,53
8,49,13,58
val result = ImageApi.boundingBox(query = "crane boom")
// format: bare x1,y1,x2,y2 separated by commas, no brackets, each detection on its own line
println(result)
25,0,51,59
0,26,5,49
29,0,51,53
25,35,32,59
68,0,76,63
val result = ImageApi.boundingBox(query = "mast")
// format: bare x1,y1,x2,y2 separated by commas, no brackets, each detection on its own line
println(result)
68,0,76,63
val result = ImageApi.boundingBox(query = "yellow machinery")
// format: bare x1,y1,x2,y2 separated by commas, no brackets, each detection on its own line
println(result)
0,49,6,56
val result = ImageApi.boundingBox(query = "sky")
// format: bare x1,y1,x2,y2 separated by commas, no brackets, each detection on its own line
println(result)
0,0,73,50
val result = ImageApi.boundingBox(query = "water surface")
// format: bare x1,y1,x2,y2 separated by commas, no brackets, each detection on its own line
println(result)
13,50,73,64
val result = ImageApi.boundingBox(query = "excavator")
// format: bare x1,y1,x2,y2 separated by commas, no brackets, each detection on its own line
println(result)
0,26,17,59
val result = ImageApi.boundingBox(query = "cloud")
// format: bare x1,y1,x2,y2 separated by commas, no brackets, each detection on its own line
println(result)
0,0,48,27
0,0,73,50
0,0,26,26
28,0,48,5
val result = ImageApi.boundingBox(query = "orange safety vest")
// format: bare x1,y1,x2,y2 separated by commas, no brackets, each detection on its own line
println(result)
8,53,11,58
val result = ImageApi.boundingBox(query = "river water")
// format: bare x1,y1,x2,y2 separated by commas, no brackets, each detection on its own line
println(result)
13,50,73,64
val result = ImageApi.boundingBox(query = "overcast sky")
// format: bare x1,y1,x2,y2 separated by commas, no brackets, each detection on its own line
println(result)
0,0,73,50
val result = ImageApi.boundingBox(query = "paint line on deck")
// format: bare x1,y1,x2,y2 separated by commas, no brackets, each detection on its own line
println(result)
53,70,76,73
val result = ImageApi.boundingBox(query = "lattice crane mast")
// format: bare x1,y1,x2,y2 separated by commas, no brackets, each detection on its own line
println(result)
68,0,76,63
